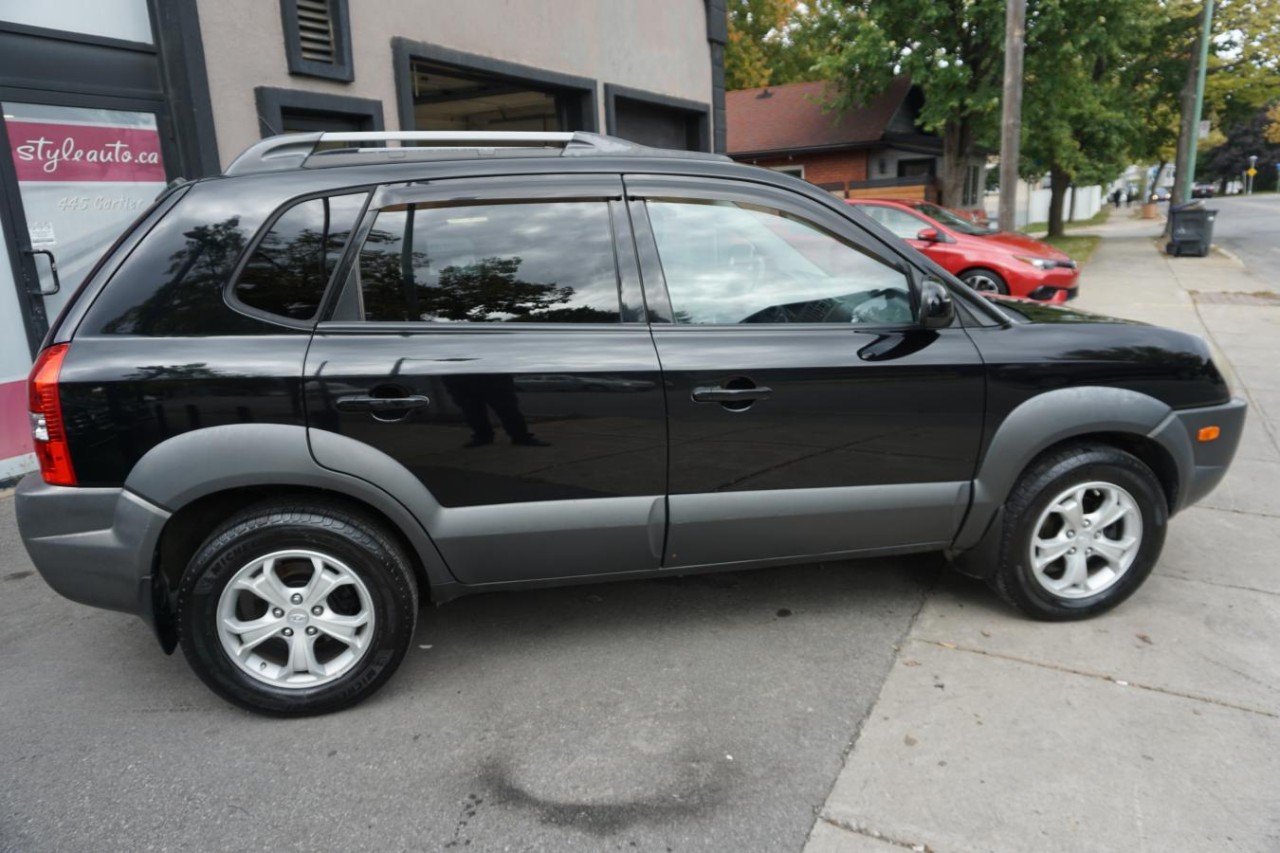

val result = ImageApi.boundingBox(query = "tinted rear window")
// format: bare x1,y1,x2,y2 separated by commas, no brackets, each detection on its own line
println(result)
353,200,622,323
80,182,365,336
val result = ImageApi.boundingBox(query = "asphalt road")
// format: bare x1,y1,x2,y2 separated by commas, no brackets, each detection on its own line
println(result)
1201,192,1280,275
0,491,939,852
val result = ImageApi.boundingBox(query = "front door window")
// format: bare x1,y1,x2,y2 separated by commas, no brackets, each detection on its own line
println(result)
646,199,914,326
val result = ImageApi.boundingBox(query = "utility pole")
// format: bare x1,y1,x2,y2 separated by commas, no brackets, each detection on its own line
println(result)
997,0,1026,232
1181,0,1215,204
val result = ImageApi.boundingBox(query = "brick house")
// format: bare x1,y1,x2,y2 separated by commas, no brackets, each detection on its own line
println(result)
726,77,985,206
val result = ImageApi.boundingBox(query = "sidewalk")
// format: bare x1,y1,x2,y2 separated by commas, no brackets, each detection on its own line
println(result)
805,220,1280,852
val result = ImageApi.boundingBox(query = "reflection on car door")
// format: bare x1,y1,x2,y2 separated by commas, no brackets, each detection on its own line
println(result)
305,175,668,585
628,175,985,568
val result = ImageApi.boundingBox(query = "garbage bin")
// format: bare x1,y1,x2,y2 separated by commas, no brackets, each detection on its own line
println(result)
1166,201,1217,257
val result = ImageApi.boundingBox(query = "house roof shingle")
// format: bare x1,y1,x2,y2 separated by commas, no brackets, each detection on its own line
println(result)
726,77,914,157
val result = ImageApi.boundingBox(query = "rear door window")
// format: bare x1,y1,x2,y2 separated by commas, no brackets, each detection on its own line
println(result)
350,200,622,323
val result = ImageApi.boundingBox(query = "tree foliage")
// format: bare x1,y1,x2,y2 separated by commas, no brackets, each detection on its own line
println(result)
810,0,1006,206
1205,102,1280,190
1020,0,1158,234
724,0,822,90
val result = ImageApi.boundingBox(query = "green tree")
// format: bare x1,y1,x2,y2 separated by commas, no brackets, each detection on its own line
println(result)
725,0,822,89
1205,102,1280,191
811,0,1006,206
1020,0,1157,236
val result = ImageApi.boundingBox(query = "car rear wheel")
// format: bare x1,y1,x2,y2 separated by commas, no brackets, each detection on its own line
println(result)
960,268,1008,295
989,444,1167,620
178,500,418,716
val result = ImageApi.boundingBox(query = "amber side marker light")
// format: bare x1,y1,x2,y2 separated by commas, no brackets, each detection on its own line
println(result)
1198,426,1221,442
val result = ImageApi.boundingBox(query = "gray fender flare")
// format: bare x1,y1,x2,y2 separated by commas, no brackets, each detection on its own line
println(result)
953,385,1191,551
124,423,457,590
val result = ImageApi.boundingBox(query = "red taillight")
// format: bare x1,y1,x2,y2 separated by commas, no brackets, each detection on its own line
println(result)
28,343,76,486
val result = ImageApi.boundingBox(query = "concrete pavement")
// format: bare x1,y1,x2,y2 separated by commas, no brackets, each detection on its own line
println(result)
806,210,1280,852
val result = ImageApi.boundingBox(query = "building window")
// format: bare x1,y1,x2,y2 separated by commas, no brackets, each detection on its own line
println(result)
254,88,384,138
604,84,711,152
769,165,805,180
280,0,353,82
897,158,936,179
394,39,598,134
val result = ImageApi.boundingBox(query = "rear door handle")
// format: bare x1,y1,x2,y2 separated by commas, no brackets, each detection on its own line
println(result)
691,386,773,403
335,394,430,413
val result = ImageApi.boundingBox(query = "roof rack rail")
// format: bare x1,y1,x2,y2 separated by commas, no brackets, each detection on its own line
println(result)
223,130,727,176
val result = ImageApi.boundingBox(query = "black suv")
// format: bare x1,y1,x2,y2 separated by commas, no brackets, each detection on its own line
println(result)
15,131,1246,715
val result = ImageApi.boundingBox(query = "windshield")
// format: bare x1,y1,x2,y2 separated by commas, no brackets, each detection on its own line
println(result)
914,202,990,236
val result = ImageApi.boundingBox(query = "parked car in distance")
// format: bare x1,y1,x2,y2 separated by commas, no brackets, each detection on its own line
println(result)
1152,187,1172,202
848,198,1079,303
16,131,1246,716
1191,182,1216,199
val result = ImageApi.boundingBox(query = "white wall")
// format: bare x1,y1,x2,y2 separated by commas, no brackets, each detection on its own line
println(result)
197,0,714,168
984,182,1104,229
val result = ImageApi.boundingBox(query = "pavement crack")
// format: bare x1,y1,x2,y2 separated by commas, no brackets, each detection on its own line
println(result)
1161,572,1280,598
914,638,1278,719
816,814,935,852
1193,504,1280,521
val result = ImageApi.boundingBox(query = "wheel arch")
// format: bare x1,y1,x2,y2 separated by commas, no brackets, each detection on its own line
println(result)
954,386,1189,556
125,424,459,650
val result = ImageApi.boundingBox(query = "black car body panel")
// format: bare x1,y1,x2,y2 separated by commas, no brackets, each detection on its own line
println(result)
15,134,1247,651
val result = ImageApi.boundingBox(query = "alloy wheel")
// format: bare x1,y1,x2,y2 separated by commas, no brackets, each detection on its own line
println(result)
216,549,377,688
1028,481,1144,599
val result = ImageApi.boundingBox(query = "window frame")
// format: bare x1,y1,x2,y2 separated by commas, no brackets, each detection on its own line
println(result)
321,174,641,330
279,0,353,82
625,175,930,331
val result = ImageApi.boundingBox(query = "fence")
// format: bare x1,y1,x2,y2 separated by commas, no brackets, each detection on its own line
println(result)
983,184,1104,230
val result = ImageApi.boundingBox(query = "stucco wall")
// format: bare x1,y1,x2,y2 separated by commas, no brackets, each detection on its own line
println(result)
197,0,713,167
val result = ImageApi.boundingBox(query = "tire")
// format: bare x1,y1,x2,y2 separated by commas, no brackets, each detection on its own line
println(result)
988,444,1167,620
960,268,1008,295
178,500,418,716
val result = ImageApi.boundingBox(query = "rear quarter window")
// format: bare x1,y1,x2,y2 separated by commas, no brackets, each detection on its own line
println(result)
79,182,365,336
232,193,366,321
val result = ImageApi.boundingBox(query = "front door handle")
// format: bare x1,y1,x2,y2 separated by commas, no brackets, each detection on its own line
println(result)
335,394,430,413
691,386,773,403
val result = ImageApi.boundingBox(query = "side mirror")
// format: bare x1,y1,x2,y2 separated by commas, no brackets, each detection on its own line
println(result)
916,228,940,243
920,278,954,329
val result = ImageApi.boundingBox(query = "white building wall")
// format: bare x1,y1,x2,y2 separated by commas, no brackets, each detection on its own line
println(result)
984,181,1105,230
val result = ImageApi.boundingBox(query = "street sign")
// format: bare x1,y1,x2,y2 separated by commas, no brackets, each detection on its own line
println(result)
1247,167,1257,177
1198,120,1211,139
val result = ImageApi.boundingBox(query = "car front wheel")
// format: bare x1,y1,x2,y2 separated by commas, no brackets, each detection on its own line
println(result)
960,268,1008,295
178,500,418,716
990,444,1167,620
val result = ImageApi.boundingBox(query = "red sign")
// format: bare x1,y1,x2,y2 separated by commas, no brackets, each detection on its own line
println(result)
8,120,165,182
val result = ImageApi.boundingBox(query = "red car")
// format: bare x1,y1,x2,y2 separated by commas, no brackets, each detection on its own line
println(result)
848,199,1079,303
